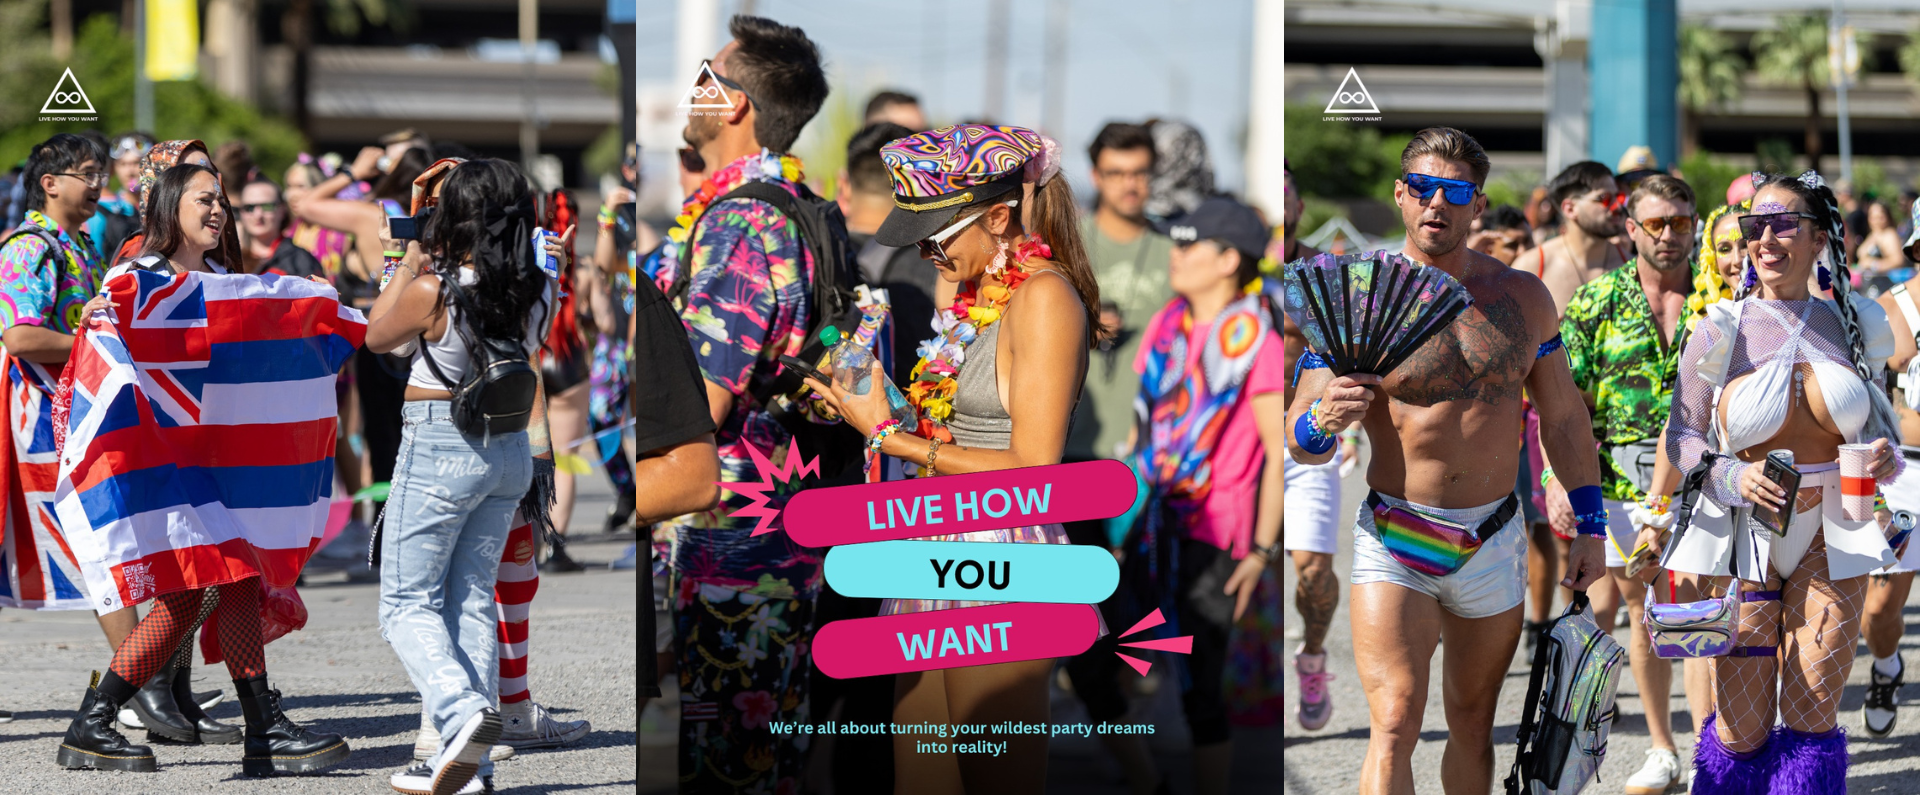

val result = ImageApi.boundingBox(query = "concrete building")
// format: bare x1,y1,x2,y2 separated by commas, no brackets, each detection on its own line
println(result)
1286,0,1920,189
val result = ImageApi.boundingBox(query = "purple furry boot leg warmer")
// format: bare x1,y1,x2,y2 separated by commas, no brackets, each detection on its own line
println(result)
1769,725,1848,795
1693,714,1778,795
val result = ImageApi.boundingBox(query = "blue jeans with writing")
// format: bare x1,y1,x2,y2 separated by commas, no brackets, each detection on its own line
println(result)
378,401,530,776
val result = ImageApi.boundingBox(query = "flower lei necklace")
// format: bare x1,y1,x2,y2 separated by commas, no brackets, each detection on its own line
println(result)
905,235,1051,442
654,150,804,286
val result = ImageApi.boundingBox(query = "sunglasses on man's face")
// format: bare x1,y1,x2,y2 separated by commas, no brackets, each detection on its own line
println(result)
1738,211,1818,242
678,147,706,174
240,202,281,215
1631,215,1695,238
698,59,755,108
1402,173,1479,206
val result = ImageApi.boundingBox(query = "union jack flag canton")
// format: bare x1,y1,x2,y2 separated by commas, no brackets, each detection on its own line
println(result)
54,270,365,612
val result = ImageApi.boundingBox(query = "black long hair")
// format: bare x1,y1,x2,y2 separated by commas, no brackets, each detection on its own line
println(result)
140,163,235,270
419,159,547,341
373,147,431,203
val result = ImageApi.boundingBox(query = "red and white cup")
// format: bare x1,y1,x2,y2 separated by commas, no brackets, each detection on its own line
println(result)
1838,443,1877,522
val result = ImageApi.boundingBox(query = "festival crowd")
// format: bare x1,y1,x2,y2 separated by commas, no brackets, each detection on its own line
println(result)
0,10,1314,795
1286,119,1920,794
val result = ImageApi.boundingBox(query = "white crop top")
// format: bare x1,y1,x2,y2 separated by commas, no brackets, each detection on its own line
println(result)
399,269,555,390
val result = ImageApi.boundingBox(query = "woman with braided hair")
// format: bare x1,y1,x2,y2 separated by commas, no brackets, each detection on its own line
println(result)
1664,171,1905,791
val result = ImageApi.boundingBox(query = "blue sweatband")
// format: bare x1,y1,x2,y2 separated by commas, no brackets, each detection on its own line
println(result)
1567,484,1608,537
1295,400,1336,455
1536,333,1564,360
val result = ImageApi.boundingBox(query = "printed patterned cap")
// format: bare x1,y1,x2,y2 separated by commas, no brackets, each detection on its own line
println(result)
137,139,208,218
875,124,1047,247
411,157,465,215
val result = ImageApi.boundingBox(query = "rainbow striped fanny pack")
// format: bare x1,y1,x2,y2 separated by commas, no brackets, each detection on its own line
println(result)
1366,491,1521,577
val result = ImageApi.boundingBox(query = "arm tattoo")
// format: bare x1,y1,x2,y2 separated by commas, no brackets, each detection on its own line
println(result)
1384,292,1532,407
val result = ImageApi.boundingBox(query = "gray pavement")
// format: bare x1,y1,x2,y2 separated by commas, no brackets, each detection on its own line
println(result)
1281,444,1920,794
0,464,639,794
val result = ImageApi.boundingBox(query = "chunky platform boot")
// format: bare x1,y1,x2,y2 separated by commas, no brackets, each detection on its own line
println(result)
127,666,197,743
234,675,350,776
56,671,157,772
173,659,240,744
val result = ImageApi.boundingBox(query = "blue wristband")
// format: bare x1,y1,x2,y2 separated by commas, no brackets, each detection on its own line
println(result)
1568,484,1608,537
1295,400,1336,455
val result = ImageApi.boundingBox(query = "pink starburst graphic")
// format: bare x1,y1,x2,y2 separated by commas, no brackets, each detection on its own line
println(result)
719,442,822,536
1112,608,1194,675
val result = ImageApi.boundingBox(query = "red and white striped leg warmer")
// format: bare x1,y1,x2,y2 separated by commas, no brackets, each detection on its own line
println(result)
495,518,540,704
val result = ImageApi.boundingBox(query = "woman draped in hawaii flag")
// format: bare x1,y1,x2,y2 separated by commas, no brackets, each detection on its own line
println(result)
50,163,354,776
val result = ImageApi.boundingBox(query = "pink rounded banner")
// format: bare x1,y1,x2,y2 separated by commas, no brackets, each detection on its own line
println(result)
776,459,1138,546
812,602,1102,679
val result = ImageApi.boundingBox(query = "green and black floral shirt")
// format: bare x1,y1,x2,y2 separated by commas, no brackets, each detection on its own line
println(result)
1560,260,1701,502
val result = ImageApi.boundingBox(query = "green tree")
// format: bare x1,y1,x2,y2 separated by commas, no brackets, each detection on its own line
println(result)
1901,25,1920,92
1283,103,1411,200
1678,24,1745,157
1751,14,1835,173
0,10,306,181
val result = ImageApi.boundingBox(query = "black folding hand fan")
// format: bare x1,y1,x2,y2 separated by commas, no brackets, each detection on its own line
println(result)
1278,251,1473,377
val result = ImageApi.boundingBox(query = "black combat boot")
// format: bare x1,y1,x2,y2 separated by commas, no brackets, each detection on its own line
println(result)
234,675,350,776
127,666,197,743
56,671,157,772
173,659,240,744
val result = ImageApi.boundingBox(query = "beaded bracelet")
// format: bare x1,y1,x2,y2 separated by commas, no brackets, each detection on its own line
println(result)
864,420,903,474
1574,510,1611,537
597,204,616,229
1296,399,1337,454
1641,494,1672,515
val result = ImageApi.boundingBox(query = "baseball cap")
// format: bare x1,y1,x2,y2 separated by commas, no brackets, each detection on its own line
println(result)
1165,196,1269,261
875,124,1051,247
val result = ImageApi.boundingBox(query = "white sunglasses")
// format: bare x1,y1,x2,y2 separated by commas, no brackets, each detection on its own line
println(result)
921,199,1018,262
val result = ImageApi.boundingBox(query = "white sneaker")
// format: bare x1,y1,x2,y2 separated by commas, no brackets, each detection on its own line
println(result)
415,710,515,761
1623,748,1681,795
424,709,501,795
498,700,590,749
390,761,492,794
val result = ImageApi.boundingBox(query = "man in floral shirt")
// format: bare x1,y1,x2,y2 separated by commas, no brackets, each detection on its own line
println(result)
1550,174,1706,795
0,135,152,722
661,15,830,793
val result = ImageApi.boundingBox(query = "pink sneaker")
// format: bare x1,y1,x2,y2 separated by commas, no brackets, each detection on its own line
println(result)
1294,645,1334,731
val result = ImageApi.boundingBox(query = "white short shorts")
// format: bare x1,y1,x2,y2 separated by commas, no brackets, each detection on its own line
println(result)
1350,493,1528,619
1879,466,1920,574
1283,448,1342,555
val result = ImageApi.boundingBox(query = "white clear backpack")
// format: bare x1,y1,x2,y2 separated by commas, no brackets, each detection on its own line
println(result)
1504,592,1627,795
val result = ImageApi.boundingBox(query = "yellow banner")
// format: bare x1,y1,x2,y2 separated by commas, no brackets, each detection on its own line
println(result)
145,0,199,82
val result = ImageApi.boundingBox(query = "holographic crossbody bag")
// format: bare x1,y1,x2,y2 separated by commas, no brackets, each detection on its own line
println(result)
1643,585,1739,659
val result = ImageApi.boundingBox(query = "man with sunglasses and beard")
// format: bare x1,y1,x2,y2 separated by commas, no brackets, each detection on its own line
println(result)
1554,174,1712,795
1290,127,1609,794
1527,161,1631,315
655,14,831,795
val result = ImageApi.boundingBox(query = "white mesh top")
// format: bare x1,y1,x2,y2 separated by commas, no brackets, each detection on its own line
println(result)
1666,295,1903,507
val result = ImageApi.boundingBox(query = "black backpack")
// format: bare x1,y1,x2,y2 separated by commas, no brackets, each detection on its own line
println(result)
672,180,870,485
418,278,544,439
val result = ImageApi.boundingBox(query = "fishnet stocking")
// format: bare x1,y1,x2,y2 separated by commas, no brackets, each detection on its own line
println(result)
104,579,268,686
1712,535,1864,752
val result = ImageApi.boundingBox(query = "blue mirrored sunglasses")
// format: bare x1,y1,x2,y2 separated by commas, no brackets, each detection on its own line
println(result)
1403,173,1479,205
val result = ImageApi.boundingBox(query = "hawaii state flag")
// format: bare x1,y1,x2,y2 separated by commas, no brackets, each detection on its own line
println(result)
53,270,364,612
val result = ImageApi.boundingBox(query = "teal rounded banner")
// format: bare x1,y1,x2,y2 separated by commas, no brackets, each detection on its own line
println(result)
824,540,1119,604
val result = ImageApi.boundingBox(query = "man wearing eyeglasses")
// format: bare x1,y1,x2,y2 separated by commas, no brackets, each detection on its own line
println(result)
1526,160,1631,316
0,134,122,698
1552,174,1710,795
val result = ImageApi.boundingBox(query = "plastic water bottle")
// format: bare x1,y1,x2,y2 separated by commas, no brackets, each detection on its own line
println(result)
823,326,917,428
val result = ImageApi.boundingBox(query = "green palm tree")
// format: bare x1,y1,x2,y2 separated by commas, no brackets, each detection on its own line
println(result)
1678,24,1744,157
1752,14,1834,173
